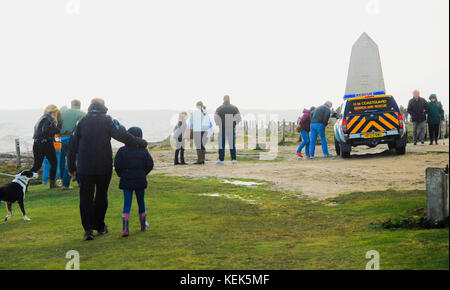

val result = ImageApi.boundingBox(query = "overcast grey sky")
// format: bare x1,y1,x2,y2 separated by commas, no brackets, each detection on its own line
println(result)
0,0,448,112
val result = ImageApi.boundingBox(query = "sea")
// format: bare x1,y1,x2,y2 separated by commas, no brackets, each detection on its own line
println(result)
0,109,300,153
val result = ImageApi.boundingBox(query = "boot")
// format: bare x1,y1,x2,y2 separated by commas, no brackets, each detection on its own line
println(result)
50,179,60,189
174,149,180,165
122,213,130,237
194,149,203,164
139,212,149,231
180,149,187,165
201,149,206,164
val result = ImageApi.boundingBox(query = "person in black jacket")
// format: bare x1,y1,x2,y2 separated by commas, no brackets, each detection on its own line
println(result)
407,90,430,145
114,127,154,237
30,105,61,189
214,95,241,164
68,98,148,241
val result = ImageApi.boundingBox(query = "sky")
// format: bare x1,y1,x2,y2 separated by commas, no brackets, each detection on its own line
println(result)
0,0,448,112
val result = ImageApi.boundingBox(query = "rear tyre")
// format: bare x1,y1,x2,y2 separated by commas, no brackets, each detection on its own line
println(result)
395,146,406,155
340,142,352,158
334,138,341,156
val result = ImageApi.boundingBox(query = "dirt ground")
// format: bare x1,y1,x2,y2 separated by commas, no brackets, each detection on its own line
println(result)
152,139,449,200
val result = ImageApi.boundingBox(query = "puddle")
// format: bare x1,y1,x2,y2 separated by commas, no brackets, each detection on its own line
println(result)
198,193,260,205
220,180,265,186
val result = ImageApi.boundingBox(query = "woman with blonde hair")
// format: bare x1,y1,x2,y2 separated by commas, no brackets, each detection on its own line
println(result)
30,104,61,189
42,106,63,185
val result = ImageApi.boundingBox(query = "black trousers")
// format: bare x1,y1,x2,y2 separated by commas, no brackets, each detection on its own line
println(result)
428,124,440,143
30,140,57,180
78,173,112,232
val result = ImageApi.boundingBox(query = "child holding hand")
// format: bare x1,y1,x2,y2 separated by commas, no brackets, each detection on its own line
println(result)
114,127,154,237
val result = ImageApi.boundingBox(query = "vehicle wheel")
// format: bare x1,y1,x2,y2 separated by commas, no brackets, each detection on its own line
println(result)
388,142,395,150
340,142,352,158
334,138,341,156
395,146,406,155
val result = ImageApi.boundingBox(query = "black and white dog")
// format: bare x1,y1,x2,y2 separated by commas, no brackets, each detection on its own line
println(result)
0,170,38,222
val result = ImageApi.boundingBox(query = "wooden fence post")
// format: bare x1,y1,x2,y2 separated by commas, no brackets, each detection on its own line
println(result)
15,138,21,168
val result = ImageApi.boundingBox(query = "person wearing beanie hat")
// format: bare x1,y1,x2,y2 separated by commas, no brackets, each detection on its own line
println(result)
427,94,445,145
114,127,154,237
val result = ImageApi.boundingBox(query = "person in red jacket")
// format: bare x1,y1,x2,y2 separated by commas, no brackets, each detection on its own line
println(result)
296,107,314,158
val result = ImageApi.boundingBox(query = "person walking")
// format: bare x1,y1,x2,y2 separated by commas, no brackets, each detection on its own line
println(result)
214,95,241,164
296,108,312,158
114,127,154,237
30,105,61,189
189,101,210,165
427,94,445,145
42,108,62,185
407,90,430,145
68,98,148,241
173,112,188,165
59,99,86,190
309,101,333,159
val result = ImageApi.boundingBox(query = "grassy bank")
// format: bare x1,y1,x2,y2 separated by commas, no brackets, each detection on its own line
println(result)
0,173,447,270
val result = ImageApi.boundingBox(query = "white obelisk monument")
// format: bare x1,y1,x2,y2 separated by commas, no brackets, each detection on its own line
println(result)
345,32,386,96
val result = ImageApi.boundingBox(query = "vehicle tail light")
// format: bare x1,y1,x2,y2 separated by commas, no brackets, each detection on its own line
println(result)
398,114,404,128
342,119,348,133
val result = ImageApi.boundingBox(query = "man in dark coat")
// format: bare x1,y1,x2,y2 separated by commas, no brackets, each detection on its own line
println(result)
407,90,430,145
68,98,148,241
214,95,241,164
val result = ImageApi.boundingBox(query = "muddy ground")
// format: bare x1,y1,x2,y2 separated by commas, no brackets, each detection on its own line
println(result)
153,139,449,200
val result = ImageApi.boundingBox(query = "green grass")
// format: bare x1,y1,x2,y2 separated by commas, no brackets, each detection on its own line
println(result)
0,174,448,270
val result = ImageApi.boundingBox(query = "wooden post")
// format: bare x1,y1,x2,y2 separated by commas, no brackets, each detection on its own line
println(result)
281,119,285,144
442,118,448,139
426,168,449,225
15,138,21,168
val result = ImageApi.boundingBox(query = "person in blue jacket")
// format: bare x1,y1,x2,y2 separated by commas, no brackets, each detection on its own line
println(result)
114,127,154,237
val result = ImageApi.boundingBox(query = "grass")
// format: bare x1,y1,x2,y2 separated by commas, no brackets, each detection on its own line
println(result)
0,172,447,270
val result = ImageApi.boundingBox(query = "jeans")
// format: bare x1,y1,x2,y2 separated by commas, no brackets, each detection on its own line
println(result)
78,172,112,232
42,150,61,184
218,128,236,161
297,130,310,156
413,121,427,143
123,189,146,214
60,137,76,187
309,123,329,157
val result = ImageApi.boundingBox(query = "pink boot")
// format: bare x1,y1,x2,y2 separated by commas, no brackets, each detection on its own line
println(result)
139,212,149,231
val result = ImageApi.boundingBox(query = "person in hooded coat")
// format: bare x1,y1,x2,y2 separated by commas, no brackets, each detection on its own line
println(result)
427,94,445,145
114,127,154,237
68,98,148,241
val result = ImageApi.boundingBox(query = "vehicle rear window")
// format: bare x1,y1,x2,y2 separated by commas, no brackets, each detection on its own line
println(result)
345,97,399,116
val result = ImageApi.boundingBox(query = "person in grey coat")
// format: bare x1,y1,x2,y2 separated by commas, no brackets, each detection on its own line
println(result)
174,112,188,165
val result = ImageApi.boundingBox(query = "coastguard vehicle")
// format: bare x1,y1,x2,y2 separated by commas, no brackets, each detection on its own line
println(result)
334,91,407,158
